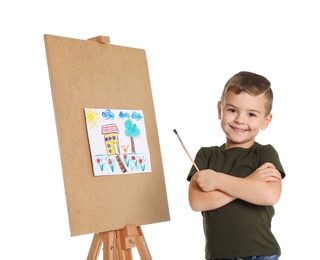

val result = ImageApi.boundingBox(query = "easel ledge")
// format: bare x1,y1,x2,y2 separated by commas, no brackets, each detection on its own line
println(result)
87,225,152,260
87,35,111,44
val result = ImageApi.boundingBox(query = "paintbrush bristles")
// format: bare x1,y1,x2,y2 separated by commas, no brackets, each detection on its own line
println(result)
173,129,183,144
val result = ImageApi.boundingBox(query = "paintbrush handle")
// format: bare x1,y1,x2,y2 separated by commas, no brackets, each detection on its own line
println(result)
182,144,200,172
173,129,200,171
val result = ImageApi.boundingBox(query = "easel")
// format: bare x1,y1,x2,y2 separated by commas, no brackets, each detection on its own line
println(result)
45,34,169,259
87,225,152,260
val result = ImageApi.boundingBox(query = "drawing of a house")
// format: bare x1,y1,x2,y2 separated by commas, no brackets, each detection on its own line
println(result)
101,124,120,155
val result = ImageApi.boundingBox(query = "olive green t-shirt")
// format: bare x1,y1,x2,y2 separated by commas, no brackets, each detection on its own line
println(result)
187,142,285,259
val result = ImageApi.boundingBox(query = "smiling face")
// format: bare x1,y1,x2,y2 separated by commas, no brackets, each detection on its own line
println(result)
218,91,272,149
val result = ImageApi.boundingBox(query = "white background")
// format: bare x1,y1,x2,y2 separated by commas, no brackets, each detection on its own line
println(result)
1,1,318,259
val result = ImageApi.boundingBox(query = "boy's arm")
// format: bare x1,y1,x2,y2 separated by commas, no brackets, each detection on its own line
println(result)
188,175,236,211
195,162,282,206
189,162,282,211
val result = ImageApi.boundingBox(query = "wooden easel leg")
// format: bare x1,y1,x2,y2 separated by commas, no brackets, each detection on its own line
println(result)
116,230,130,260
87,231,118,260
87,233,103,260
136,226,152,260
102,231,116,260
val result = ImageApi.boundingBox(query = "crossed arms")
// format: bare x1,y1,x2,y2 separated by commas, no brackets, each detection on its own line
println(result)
188,162,282,212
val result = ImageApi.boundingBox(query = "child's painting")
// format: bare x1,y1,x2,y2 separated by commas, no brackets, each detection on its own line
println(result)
84,108,151,176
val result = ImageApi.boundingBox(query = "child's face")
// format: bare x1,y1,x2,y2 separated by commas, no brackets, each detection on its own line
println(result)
218,91,272,149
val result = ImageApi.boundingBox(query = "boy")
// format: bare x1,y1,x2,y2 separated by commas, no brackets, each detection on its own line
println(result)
187,71,285,260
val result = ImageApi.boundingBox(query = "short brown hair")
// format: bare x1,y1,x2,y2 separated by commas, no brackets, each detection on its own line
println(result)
220,71,273,115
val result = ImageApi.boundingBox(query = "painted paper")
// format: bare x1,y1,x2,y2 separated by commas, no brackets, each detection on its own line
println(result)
84,108,151,176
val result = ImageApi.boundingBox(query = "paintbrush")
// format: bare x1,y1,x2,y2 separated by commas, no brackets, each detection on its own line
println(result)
173,129,200,172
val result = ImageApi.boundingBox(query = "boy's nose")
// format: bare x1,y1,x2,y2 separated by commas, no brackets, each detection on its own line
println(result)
234,113,245,124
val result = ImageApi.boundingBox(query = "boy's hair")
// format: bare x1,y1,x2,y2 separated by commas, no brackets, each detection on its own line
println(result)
220,71,273,115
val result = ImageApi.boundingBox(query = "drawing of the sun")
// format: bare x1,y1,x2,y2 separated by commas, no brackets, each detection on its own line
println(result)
86,109,99,128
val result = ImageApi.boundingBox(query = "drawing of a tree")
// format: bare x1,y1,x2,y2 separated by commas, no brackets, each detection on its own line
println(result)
124,119,141,153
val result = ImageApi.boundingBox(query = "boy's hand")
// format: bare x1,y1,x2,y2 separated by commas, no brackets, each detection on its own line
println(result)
247,162,281,182
193,169,218,192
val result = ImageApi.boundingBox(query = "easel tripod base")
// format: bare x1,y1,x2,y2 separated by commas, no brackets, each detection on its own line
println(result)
87,225,152,260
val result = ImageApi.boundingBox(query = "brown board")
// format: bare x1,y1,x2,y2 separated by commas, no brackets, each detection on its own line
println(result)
44,34,170,236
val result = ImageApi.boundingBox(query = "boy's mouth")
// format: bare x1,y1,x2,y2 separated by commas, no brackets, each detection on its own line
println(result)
230,126,247,132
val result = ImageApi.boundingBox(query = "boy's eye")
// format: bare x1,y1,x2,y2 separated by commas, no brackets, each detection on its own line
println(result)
249,112,256,117
228,108,236,113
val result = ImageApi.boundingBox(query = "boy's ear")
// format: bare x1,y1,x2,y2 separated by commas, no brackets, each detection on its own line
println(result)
261,114,273,130
217,101,222,119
